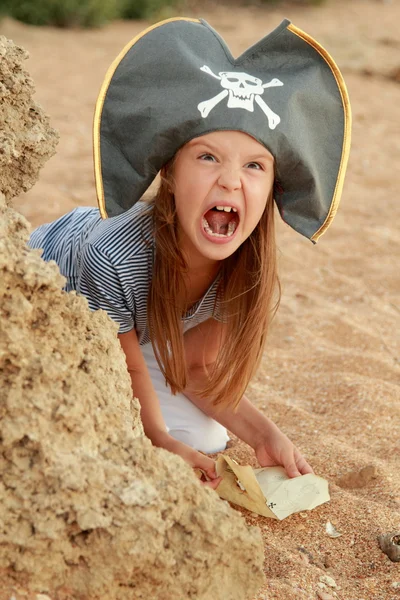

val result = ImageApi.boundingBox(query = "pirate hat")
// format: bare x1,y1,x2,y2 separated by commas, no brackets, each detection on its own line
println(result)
93,17,351,242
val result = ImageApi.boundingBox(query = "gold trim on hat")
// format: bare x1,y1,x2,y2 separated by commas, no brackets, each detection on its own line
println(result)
287,24,352,242
93,17,201,219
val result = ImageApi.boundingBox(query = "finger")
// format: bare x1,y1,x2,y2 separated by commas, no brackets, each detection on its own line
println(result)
201,476,222,490
205,465,219,479
195,455,218,479
296,454,314,475
283,452,302,478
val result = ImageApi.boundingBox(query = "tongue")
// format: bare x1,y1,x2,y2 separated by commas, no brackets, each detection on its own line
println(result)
204,210,233,235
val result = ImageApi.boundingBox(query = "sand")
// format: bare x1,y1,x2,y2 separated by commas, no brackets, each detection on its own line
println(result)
2,0,399,597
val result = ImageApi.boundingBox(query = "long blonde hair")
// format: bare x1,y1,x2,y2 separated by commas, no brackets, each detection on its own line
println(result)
147,164,280,411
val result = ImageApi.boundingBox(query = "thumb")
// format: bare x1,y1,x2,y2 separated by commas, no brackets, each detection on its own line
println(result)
283,454,302,478
195,453,219,480
202,477,222,490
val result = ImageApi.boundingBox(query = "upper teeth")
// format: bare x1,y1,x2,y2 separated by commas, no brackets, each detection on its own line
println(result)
215,206,237,212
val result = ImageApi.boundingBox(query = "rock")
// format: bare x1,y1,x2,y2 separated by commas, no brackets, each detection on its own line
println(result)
317,591,335,600
391,582,400,589
319,574,337,588
324,554,333,568
297,545,315,565
325,520,342,538
0,36,265,600
0,36,58,203
299,552,310,565
378,532,400,562
337,464,379,489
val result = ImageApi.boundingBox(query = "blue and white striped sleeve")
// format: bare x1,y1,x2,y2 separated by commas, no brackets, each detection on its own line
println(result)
77,243,134,334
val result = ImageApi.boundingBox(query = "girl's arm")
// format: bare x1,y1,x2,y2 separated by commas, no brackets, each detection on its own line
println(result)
118,329,221,488
183,319,313,478
118,329,168,443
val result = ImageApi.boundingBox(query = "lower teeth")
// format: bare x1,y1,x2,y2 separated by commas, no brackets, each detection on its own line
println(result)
202,218,236,238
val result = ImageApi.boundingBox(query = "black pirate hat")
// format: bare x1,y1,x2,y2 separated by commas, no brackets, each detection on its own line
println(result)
93,17,351,242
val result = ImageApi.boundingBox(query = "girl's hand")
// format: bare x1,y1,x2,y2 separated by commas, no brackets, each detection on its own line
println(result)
254,419,314,478
154,432,222,490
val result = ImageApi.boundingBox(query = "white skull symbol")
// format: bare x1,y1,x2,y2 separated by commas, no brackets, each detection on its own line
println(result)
219,72,264,112
197,65,284,129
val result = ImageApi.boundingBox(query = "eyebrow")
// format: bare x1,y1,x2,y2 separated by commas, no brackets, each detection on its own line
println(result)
189,138,274,162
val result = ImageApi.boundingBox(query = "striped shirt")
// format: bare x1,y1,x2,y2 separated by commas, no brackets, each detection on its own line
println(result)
28,202,220,344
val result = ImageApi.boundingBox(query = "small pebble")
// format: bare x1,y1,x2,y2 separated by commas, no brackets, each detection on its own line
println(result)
298,545,314,564
378,532,400,562
317,591,335,600
337,464,379,489
317,592,335,600
299,552,310,565
326,521,342,538
392,582,400,589
319,574,337,588
324,555,333,568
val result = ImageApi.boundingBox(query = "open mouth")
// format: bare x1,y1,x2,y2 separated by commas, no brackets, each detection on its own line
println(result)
202,206,240,238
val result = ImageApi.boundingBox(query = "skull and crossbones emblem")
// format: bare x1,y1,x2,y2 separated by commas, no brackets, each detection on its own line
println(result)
197,65,283,130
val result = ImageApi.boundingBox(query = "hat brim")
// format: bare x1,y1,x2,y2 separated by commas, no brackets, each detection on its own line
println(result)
93,17,351,243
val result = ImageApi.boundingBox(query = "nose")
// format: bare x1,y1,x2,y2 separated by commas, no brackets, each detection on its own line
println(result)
217,166,242,192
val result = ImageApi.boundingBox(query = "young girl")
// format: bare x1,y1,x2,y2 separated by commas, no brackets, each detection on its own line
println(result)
29,17,351,489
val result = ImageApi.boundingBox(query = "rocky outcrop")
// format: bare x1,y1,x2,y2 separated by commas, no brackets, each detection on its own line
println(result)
0,36,59,202
0,36,265,599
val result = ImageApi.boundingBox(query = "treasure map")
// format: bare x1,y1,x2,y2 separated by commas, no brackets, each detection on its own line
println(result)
215,455,330,520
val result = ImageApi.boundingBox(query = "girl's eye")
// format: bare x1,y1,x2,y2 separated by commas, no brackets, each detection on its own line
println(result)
199,153,217,162
245,162,263,170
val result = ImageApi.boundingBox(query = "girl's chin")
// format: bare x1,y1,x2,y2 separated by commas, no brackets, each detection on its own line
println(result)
182,228,241,265
196,238,239,262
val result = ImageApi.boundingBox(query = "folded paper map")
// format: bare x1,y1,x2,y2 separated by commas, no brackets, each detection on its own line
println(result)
215,455,330,520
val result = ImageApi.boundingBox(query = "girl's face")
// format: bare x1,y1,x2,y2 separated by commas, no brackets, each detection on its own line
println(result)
172,130,274,267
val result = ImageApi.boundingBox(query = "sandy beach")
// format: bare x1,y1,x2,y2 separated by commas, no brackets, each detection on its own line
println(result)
2,0,400,597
